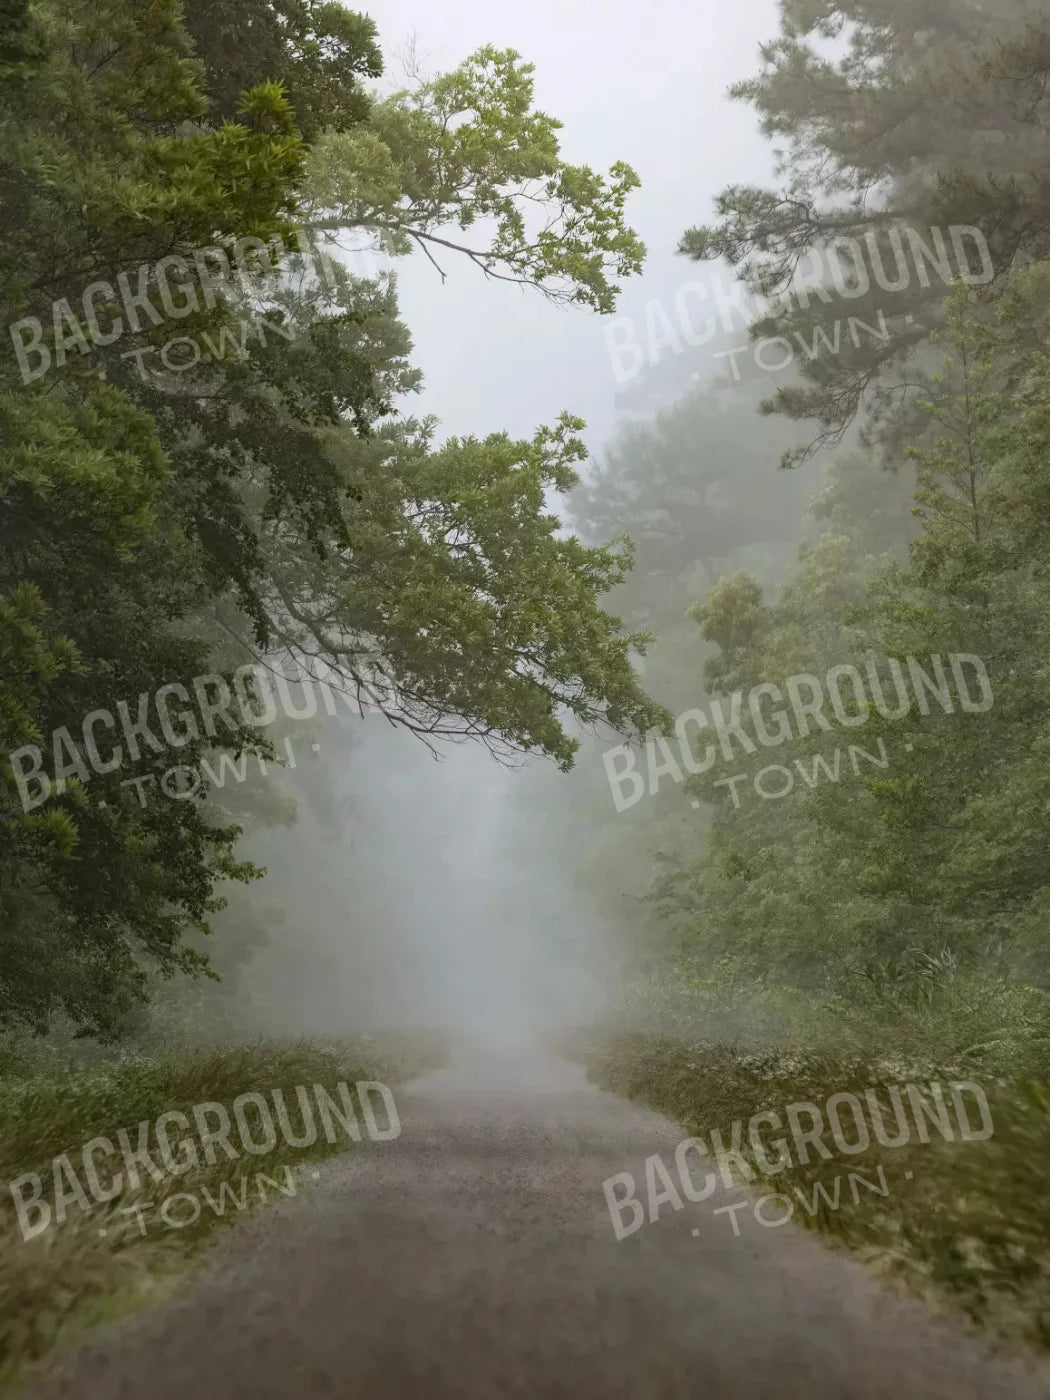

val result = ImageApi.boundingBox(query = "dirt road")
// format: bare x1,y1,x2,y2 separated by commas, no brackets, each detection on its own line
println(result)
24,1051,1050,1399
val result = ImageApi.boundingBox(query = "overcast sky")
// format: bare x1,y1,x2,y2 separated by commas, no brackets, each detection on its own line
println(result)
367,0,780,450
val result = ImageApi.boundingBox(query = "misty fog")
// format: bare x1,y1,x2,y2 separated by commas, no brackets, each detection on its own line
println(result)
6,1,1050,1393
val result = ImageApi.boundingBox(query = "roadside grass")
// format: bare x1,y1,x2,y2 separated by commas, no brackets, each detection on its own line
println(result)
0,1032,450,1395
582,1032,1050,1353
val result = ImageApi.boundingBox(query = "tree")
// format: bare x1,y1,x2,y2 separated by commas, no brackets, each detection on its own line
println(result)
0,0,305,1034
180,0,383,138
649,270,1050,1062
302,45,646,313
677,0,1050,466
0,0,661,1033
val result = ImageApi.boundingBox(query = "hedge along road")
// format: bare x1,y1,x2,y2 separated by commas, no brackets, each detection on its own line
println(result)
21,1051,1050,1400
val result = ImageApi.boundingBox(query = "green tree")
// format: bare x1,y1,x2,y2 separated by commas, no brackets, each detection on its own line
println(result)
678,0,1050,466
0,0,661,1034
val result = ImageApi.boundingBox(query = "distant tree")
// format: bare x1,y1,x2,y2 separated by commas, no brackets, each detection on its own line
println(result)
678,0,1050,465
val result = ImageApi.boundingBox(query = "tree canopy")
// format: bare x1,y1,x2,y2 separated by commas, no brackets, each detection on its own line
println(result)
0,0,659,1034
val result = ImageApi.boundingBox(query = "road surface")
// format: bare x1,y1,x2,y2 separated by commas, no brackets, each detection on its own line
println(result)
23,1050,1050,1399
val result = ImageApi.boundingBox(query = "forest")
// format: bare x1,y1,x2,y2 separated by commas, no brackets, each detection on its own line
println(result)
3,1,1050,1393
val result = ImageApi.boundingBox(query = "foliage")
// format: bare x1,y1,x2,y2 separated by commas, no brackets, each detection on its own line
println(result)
0,0,656,1032
303,45,646,312
677,0,1050,466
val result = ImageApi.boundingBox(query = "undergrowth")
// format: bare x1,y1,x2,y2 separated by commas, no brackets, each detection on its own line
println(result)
583,1030,1050,1353
0,1032,450,1395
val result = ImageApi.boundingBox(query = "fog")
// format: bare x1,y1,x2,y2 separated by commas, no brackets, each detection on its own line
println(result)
9,3,1050,1386
204,0,783,1050
147,0,1026,1063
234,729,615,1045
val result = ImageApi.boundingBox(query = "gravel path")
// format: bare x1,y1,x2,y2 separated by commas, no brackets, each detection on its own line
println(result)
24,1050,1050,1399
